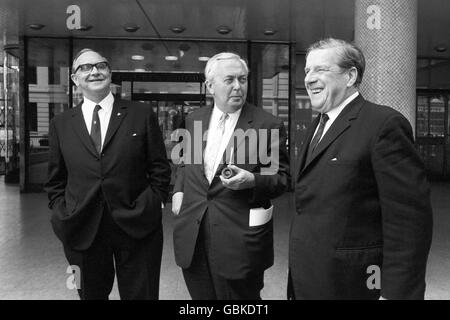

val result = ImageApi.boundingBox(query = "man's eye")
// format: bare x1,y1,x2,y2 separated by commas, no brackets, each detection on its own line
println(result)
80,64,92,71
224,79,233,84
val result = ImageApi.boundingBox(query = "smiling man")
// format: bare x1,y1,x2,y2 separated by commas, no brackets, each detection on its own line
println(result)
45,48,171,300
288,38,433,300
171,52,290,299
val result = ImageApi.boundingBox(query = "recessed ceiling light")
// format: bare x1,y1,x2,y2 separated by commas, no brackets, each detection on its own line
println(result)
123,24,140,32
165,56,178,61
264,28,277,36
216,25,232,35
198,56,210,62
77,25,93,31
28,23,45,30
131,55,145,61
170,26,186,34
434,45,447,53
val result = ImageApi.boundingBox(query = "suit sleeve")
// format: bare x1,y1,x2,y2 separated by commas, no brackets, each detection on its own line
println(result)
44,118,67,209
371,113,433,300
146,108,172,205
251,120,291,202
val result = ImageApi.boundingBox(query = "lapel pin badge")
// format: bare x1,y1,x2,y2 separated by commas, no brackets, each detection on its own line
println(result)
132,133,137,136
117,112,121,116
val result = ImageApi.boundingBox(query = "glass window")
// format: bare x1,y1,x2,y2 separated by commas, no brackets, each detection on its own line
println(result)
0,53,20,179
416,95,429,137
27,38,70,189
250,43,290,129
429,95,445,137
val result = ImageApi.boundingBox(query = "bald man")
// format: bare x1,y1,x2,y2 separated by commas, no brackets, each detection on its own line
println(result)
45,48,171,299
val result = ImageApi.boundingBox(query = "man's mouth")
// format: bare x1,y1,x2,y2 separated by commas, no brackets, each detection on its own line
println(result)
88,78,104,82
310,88,323,95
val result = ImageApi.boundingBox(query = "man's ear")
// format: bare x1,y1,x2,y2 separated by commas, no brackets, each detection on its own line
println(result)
347,67,357,87
205,80,214,95
70,73,79,86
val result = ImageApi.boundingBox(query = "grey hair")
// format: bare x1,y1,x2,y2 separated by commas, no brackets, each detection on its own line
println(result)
204,52,249,82
306,38,365,87
71,48,109,73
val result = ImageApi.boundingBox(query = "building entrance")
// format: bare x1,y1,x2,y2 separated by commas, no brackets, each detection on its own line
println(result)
111,71,208,185
416,90,450,179
0,52,20,183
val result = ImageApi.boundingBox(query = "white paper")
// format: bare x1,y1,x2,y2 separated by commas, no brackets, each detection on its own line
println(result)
249,205,273,227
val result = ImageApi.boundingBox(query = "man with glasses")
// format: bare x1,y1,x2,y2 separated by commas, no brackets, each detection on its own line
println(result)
289,38,433,299
45,48,171,299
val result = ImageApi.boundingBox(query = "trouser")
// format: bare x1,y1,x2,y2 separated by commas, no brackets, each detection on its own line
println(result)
63,205,163,300
182,211,264,300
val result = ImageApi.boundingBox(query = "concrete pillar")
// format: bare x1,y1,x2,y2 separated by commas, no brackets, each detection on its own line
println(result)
355,0,417,131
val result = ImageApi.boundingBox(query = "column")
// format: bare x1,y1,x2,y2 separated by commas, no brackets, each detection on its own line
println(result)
355,0,417,131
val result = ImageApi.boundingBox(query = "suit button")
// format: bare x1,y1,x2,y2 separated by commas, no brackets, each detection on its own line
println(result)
101,177,105,181
101,153,105,157
197,219,201,225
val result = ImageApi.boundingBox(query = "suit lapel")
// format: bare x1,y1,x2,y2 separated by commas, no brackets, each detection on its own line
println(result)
194,105,213,182
70,101,98,157
102,99,128,151
301,94,365,172
297,115,320,175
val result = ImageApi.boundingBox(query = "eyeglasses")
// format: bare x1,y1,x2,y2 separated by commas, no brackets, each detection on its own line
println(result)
74,61,110,73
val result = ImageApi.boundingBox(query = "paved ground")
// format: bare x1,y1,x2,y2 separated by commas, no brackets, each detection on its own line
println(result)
0,177,448,299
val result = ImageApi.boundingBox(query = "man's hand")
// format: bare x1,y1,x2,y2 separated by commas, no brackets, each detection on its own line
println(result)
172,192,184,215
219,165,255,190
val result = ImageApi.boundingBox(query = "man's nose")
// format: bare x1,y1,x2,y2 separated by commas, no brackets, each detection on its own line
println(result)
90,65,101,74
232,78,241,89
304,72,315,86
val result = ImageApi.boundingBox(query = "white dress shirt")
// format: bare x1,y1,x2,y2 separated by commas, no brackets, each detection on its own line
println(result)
81,92,114,151
204,105,242,182
313,92,359,142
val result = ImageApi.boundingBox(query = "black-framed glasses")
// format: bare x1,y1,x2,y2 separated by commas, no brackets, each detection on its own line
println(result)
74,61,110,73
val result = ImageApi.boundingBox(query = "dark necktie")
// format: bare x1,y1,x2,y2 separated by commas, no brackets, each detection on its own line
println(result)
306,113,329,163
90,105,102,154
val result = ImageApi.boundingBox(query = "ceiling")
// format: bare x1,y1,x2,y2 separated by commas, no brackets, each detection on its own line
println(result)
1,0,450,61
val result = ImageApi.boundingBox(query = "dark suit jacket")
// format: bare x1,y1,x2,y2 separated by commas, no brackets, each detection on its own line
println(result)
44,98,171,250
173,103,290,279
289,94,433,299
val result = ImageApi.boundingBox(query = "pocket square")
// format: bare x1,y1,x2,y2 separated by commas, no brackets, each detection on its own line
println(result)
331,157,338,161
132,133,137,136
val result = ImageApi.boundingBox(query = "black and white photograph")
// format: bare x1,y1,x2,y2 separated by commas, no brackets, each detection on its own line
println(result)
0,0,449,308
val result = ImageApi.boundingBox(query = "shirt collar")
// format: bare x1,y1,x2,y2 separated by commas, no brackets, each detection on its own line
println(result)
326,91,359,122
211,104,242,122
83,92,114,113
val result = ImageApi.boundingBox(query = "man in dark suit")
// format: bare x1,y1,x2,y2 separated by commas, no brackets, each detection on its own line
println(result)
171,52,290,299
44,49,171,299
289,38,433,300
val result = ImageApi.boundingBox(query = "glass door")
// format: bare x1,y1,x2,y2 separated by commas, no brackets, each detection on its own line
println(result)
0,52,20,182
416,91,449,179
111,72,207,186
